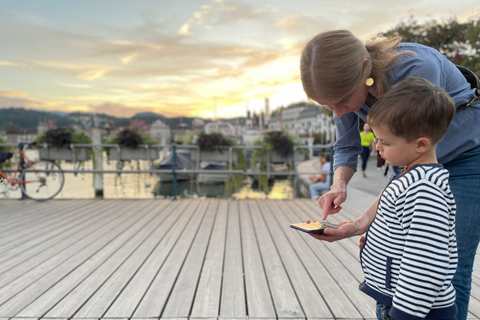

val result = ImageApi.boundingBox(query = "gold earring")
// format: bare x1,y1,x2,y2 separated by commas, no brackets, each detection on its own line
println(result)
366,78,374,86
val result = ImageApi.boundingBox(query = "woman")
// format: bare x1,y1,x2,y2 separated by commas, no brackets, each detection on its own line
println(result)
300,30,480,320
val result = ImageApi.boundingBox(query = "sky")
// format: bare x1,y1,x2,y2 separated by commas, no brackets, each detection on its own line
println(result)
0,0,479,120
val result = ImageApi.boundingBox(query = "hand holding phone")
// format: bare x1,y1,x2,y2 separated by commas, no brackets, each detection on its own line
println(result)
290,220,339,234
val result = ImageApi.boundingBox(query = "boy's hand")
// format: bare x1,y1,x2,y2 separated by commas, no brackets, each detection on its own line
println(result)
309,220,358,242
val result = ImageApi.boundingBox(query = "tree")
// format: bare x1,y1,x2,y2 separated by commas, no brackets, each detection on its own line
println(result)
380,14,480,73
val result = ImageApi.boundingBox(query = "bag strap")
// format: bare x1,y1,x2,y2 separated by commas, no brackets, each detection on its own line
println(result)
457,65,480,94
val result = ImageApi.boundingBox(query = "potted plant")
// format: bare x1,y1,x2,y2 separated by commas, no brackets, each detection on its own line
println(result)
105,120,159,161
36,127,93,162
191,132,238,162
250,131,308,192
0,137,14,170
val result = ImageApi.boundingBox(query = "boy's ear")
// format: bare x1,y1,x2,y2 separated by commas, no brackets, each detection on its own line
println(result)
416,137,431,153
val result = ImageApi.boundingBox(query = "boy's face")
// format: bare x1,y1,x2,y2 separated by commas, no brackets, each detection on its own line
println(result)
371,125,419,168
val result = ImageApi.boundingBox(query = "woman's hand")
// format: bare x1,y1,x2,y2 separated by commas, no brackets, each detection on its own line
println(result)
318,180,348,220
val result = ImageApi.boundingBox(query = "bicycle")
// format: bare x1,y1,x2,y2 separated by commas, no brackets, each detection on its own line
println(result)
0,142,65,201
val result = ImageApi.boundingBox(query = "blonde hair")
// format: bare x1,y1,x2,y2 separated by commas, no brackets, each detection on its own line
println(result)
367,77,455,144
300,30,413,104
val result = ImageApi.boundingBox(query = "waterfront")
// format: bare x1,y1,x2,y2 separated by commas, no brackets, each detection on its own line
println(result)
0,151,294,200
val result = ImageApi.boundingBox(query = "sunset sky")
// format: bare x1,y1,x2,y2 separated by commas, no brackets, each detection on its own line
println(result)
1,0,479,120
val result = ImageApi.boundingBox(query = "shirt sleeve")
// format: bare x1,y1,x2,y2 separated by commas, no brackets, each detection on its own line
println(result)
332,112,363,171
390,181,453,319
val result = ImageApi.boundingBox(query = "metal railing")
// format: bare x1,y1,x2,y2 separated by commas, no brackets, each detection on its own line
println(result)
0,143,334,200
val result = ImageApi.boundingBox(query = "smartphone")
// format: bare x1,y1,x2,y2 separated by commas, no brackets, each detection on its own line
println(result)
290,221,339,234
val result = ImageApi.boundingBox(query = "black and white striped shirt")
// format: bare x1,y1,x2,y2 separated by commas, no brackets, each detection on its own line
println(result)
359,164,457,320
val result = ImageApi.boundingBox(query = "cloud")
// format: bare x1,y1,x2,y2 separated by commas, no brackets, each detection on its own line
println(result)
0,61,28,68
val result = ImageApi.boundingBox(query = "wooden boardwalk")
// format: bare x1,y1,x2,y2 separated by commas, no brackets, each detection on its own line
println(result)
1,199,480,320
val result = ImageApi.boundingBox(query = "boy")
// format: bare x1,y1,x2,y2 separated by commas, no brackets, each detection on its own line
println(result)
359,77,458,320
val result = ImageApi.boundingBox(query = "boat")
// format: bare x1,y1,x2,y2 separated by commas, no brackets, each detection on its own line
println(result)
154,149,192,182
197,161,227,184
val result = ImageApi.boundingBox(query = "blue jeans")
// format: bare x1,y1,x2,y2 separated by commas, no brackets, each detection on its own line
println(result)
376,302,456,320
309,181,330,199
360,146,371,171
443,144,480,320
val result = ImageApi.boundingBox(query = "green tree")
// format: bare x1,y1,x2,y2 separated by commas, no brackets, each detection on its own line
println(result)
381,14,480,73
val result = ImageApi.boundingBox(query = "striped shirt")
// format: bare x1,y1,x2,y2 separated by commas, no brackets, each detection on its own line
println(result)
359,164,458,320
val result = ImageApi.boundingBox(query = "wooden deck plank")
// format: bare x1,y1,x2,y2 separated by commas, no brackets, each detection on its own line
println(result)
218,200,247,319
127,199,211,318
73,199,192,318
0,201,128,287
15,200,161,317
43,200,173,317
238,200,276,319
264,199,361,319
0,200,81,243
161,199,220,318
190,199,229,318
0,200,156,316
247,200,305,319
0,201,118,275
286,200,376,319
0,199,478,320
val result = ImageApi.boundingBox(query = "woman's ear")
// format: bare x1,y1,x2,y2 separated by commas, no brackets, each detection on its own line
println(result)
416,137,431,153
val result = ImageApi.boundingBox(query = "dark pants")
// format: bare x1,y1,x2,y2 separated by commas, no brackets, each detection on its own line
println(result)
360,146,370,171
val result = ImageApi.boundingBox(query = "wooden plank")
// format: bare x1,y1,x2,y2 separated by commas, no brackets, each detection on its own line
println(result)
285,200,375,319
111,199,210,317
0,200,117,275
190,199,229,318
218,200,247,319
161,199,220,317
0,201,126,286
0,200,157,316
0,200,81,243
16,200,165,317
238,200,275,319
263,199,359,319
246,200,304,319
73,199,193,318
43,200,176,317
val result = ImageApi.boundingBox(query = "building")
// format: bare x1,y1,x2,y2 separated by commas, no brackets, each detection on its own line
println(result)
149,119,171,144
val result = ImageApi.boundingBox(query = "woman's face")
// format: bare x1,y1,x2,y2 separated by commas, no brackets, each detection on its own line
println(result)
318,84,368,118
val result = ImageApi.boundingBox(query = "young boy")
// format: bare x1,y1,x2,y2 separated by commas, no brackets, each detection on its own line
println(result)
359,77,458,320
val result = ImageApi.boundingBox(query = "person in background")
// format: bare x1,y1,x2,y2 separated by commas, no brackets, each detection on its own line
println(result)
300,29,480,319
308,151,331,199
359,123,375,177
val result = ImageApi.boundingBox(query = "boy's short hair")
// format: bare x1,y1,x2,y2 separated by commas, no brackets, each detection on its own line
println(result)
367,77,456,144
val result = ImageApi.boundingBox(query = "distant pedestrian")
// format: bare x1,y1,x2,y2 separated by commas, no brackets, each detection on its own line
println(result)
359,123,375,177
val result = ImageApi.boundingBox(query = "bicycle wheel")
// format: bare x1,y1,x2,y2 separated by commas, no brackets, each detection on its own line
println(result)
20,160,65,201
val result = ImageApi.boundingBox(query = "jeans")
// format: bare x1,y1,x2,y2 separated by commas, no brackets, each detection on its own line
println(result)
443,144,480,320
375,302,456,320
360,146,371,171
309,181,330,199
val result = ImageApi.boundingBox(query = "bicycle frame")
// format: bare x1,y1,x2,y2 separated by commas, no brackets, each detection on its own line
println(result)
0,150,39,186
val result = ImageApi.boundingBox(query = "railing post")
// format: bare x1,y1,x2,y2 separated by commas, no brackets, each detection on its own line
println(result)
329,145,334,188
92,128,104,198
172,144,177,201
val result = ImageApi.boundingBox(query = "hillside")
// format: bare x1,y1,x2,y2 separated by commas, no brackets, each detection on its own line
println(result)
0,108,197,132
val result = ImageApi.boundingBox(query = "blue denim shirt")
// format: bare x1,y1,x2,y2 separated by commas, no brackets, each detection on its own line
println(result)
333,42,480,172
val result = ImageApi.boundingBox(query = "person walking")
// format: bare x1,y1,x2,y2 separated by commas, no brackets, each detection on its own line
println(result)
359,123,375,177
300,29,480,320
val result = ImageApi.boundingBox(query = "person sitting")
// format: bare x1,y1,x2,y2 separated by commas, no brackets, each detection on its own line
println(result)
308,152,331,199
